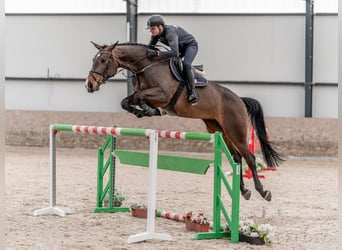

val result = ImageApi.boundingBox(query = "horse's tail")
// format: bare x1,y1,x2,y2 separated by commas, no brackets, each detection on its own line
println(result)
241,97,284,167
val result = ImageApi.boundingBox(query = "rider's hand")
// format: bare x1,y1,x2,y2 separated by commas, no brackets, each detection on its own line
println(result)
146,49,158,59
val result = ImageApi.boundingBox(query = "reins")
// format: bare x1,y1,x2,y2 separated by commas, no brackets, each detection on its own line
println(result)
116,55,169,76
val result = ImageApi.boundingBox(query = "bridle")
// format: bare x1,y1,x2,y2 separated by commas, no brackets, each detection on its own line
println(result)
88,51,117,85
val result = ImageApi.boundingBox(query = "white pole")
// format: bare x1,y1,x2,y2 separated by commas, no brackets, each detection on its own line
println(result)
127,130,172,243
50,124,56,207
146,130,158,233
33,125,72,216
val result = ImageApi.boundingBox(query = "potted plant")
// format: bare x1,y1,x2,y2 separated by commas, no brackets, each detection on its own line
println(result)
238,219,273,245
113,188,127,207
103,188,127,207
130,204,148,218
184,211,210,232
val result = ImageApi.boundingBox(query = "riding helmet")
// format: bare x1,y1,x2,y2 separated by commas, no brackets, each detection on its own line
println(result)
146,15,165,29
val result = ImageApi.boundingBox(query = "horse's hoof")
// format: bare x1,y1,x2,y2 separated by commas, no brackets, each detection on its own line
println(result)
134,111,144,118
263,190,272,201
242,190,251,200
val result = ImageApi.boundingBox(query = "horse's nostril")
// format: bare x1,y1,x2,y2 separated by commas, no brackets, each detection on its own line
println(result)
85,79,93,92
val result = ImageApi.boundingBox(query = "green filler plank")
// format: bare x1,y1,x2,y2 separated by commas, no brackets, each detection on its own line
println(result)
115,150,212,175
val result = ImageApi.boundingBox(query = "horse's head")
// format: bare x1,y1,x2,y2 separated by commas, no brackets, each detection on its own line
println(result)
85,41,119,93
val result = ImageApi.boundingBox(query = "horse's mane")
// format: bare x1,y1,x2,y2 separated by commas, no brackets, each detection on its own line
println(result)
117,42,153,49
118,42,148,47
98,42,156,51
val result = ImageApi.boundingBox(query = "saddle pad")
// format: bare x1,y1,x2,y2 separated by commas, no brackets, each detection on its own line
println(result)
194,74,208,87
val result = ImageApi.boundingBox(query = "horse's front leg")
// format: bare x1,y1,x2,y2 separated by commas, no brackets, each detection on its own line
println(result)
140,103,163,116
230,147,251,200
120,94,145,118
133,87,169,117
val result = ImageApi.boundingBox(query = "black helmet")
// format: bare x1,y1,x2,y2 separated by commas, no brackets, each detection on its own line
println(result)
146,15,165,29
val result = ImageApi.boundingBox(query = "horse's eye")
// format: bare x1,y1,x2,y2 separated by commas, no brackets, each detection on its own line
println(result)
100,59,106,63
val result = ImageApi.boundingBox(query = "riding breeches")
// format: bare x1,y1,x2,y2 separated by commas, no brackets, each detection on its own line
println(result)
182,42,198,71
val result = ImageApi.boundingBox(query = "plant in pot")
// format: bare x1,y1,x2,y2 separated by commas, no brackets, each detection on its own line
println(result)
237,219,273,245
114,188,127,207
184,211,210,232
103,188,127,207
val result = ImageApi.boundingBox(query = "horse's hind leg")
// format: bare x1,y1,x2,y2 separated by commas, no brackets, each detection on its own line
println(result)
240,144,271,201
203,119,251,200
218,109,271,201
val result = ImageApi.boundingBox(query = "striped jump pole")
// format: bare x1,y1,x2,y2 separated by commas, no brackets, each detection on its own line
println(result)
51,124,214,141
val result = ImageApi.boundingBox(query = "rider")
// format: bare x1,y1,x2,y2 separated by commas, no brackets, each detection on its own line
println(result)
145,15,198,104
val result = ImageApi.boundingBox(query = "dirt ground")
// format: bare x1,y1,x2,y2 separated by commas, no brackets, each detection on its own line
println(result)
5,146,338,250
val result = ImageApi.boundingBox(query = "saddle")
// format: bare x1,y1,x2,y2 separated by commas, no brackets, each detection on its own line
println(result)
153,43,208,87
169,58,208,87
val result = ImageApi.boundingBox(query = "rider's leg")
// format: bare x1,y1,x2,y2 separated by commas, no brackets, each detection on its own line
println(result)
183,43,198,104
183,68,198,103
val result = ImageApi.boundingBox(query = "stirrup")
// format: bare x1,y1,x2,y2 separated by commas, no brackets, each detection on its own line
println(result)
188,92,198,104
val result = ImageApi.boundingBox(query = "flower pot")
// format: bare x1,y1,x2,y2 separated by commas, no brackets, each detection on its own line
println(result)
131,207,147,218
185,220,209,232
239,233,265,245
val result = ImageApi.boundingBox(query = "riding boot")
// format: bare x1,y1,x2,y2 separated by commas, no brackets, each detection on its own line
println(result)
184,69,198,104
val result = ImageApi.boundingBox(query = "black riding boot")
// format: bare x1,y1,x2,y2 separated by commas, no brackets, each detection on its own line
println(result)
184,70,198,104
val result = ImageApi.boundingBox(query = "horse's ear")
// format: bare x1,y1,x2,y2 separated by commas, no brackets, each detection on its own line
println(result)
91,41,104,50
106,41,119,52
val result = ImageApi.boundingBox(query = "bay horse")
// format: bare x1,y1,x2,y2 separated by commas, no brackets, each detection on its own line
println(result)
85,41,283,201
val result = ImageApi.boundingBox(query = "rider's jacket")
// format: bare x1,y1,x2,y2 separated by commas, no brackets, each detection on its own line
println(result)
148,24,198,59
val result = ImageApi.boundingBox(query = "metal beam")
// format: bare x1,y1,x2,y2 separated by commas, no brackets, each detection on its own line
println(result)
305,0,314,117
0,1,5,247
125,0,137,95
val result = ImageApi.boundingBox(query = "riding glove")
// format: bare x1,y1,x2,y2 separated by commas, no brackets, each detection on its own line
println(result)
146,49,158,59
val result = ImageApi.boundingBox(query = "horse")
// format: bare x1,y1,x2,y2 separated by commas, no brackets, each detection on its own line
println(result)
85,41,283,201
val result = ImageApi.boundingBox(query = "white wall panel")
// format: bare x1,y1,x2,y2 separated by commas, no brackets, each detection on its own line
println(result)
312,85,338,118
227,84,305,117
5,80,127,112
314,0,338,13
139,0,306,13
313,16,338,83
6,0,337,15
139,15,305,82
5,15,126,78
5,0,126,13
